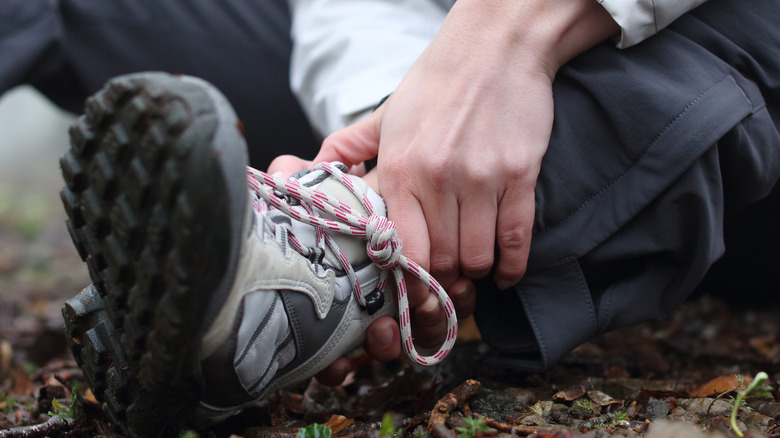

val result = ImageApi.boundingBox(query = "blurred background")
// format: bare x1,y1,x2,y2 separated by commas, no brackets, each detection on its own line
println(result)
0,86,88,366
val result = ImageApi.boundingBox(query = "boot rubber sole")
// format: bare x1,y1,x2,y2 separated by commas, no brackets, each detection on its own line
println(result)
61,72,248,437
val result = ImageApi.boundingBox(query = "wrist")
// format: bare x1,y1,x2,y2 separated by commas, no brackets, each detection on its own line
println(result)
444,0,619,79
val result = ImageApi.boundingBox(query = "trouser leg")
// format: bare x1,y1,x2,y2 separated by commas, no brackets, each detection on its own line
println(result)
0,0,318,168
474,0,780,371
0,0,77,97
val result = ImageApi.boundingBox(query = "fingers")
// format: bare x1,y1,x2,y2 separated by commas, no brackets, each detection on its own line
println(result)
458,173,498,280
410,276,475,347
494,184,534,289
412,294,449,348
314,357,352,386
314,110,383,168
381,164,432,308
267,154,313,179
364,317,401,361
449,276,476,318
425,192,460,291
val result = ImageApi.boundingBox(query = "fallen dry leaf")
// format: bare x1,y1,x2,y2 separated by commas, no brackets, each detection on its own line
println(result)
587,390,621,407
553,385,586,402
689,374,754,398
322,414,354,435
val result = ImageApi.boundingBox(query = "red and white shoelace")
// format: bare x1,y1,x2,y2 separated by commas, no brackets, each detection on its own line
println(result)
247,162,458,366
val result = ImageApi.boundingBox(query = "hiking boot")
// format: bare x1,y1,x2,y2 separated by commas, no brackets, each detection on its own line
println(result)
60,72,457,437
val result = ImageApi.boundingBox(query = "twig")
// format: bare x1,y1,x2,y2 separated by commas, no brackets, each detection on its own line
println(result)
472,413,545,436
428,379,481,435
705,388,734,418
0,416,74,438
402,412,430,436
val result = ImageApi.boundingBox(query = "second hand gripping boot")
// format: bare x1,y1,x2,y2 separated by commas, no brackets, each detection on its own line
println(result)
60,73,458,436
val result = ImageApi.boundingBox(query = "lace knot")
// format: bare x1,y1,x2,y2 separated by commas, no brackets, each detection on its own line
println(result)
365,215,402,270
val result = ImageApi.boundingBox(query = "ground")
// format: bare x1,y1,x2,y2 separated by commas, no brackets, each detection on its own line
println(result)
0,88,778,437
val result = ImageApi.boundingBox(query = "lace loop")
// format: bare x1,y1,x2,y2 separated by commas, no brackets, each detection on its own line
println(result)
246,163,458,367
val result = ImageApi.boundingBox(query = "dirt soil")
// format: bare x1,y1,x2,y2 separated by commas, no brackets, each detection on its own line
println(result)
0,178,779,437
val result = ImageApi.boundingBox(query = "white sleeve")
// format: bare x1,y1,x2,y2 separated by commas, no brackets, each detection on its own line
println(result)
598,0,709,48
288,0,450,135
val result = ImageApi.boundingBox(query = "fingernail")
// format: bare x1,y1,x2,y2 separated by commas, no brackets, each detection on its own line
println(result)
371,324,395,347
496,279,516,290
451,282,471,299
420,295,440,315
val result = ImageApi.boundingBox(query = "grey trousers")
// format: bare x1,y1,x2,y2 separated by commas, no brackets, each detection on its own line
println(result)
0,0,318,168
475,0,780,371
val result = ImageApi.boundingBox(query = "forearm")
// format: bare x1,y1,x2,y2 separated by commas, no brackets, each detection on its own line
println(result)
438,0,620,81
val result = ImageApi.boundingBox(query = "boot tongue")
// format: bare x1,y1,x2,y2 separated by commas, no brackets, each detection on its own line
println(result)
286,165,387,268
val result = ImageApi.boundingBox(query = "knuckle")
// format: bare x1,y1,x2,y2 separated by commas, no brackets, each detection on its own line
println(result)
430,256,459,278
498,258,528,282
457,162,492,188
505,263,527,279
425,157,451,189
504,160,536,185
497,224,528,250
382,159,413,182
320,134,339,153
461,252,493,276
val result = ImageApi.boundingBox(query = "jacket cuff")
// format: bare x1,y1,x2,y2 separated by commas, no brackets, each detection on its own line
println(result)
597,0,708,48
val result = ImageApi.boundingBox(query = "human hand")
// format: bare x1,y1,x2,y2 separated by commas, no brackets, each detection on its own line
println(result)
297,8,556,391
271,0,619,386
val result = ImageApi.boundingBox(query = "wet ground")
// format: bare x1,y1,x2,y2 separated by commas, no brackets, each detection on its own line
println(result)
0,88,778,437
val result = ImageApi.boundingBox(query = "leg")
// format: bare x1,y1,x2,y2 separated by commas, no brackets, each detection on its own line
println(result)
474,0,780,370
0,0,318,168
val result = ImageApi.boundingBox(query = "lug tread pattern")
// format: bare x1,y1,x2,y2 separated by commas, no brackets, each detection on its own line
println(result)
60,73,236,437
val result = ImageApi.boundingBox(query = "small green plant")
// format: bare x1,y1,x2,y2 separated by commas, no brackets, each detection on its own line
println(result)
298,422,332,438
49,398,72,418
613,410,630,421
574,399,599,415
21,360,39,375
731,371,772,437
379,413,403,437
455,416,490,438
48,385,79,419
0,394,16,413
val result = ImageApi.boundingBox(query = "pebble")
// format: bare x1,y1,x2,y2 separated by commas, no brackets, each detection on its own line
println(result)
676,398,732,417
645,398,671,420
752,400,780,420
666,406,701,424
742,411,775,432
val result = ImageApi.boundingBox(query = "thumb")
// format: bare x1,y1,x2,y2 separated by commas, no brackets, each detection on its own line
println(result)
314,110,382,168
267,154,313,179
